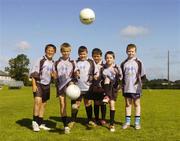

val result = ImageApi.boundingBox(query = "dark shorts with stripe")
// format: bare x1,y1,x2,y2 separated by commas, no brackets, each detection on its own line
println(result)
93,92,106,101
109,88,119,101
33,83,50,102
74,90,93,101
56,84,68,97
89,85,105,101
123,93,141,99
71,91,93,105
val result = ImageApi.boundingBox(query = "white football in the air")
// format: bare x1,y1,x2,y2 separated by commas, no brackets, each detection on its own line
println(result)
80,8,95,25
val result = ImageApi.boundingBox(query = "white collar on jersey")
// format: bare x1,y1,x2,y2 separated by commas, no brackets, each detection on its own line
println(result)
60,57,70,61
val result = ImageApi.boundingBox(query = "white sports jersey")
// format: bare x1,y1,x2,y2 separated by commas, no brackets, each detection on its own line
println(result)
55,58,75,91
76,58,98,92
121,57,145,94
93,60,104,86
30,56,54,85
102,64,122,82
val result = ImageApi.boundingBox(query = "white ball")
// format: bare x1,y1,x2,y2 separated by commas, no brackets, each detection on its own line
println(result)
66,84,81,100
80,8,95,25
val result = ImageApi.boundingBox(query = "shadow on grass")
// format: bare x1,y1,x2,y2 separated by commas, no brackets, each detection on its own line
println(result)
49,116,87,130
49,116,123,131
16,118,32,130
16,118,57,131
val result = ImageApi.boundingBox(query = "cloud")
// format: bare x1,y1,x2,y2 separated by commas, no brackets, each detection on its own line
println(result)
16,41,31,50
120,25,149,38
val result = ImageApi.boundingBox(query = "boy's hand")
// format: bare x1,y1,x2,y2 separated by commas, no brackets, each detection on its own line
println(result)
68,81,74,85
74,70,80,78
51,71,57,79
94,73,99,80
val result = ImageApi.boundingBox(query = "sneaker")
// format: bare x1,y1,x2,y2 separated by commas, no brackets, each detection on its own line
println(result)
122,123,130,129
135,124,141,130
109,125,115,132
88,121,97,128
32,121,40,132
102,96,110,104
39,124,51,130
100,119,106,126
64,126,70,134
68,121,75,129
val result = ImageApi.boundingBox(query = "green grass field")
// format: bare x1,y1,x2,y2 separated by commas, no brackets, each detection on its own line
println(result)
0,86,180,141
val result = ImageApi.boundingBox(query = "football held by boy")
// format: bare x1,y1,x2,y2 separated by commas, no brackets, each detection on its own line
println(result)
54,42,76,134
69,46,97,129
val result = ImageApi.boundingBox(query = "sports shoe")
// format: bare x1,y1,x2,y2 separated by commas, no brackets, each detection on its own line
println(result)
100,119,106,126
32,121,40,132
102,96,110,104
88,121,97,128
68,121,75,129
135,124,141,130
109,125,115,132
64,126,70,134
39,124,51,130
122,123,130,129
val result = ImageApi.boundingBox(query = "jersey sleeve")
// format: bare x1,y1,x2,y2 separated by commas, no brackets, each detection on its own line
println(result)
117,65,123,80
93,61,99,75
141,61,146,77
52,62,56,72
73,60,79,72
29,58,40,79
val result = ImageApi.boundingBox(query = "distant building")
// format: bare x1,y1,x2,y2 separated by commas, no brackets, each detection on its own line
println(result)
0,70,24,88
0,70,13,81
0,70,13,85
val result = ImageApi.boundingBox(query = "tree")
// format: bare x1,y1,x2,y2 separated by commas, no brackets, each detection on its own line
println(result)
5,54,30,86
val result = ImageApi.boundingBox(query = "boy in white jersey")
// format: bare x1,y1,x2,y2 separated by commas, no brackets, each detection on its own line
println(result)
91,48,107,125
69,46,97,128
101,51,122,132
121,44,146,130
54,43,75,134
30,44,56,132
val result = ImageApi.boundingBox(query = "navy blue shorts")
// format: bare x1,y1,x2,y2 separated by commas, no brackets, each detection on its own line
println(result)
123,93,141,99
56,84,67,97
92,92,106,101
33,83,50,102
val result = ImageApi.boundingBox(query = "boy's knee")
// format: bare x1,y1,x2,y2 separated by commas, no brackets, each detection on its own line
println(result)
134,99,140,107
35,100,42,106
125,103,132,107
85,103,92,107
134,103,140,107
72,103,80,110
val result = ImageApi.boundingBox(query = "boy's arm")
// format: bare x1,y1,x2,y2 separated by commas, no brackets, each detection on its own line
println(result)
141,75,147,83
140,62,147,83
29,59,41,92
29,59,41,81
51,63,57,80
32,78,38,92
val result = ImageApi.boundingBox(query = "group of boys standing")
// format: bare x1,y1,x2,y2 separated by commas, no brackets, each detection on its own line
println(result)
30,43,146,134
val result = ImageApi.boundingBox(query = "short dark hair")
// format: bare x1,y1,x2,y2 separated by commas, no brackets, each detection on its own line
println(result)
78,46,88,54
92,48,102,56
126,44,137,52
105,51,115,59
45,44,56,53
